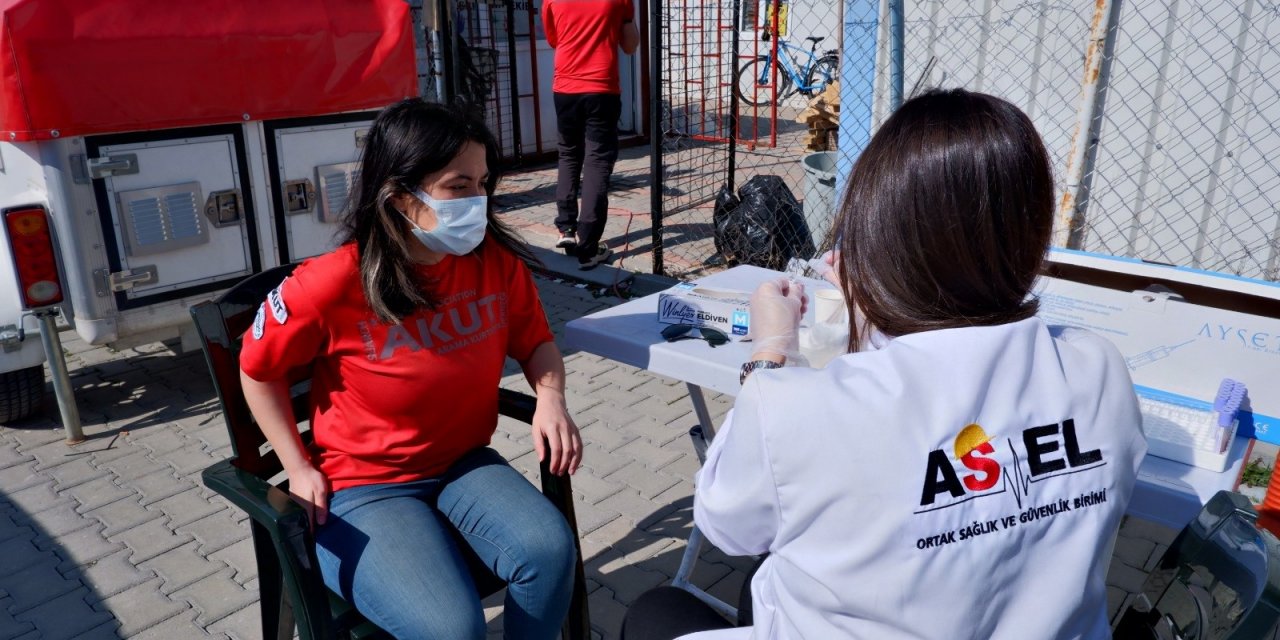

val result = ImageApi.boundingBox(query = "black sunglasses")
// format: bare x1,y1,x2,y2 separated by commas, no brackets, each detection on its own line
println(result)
661,324,729,347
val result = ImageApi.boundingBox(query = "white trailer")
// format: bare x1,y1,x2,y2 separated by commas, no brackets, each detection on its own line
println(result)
0,0,418,428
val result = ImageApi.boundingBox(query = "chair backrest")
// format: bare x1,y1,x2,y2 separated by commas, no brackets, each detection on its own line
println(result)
1115,491,1277,639
191,263,300,475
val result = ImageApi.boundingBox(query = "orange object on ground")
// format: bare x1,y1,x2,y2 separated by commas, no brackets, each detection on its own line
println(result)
1257,453,1280,535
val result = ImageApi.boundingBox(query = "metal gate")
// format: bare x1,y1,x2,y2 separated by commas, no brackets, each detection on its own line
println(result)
651,0,845,277
649,0,741,276
442,0,567,163
448,0,524,161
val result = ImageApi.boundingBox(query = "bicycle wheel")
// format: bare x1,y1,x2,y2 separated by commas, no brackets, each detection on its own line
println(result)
734,57,792,108
804,54,839,97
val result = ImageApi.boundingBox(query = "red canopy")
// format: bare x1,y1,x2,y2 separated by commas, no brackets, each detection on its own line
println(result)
0,0,416,141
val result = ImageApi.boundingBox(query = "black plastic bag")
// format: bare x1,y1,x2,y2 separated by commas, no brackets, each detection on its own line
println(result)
708,184,741,266
732,175,816,270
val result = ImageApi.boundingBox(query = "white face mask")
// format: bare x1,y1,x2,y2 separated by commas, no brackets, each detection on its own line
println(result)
401,189,488,256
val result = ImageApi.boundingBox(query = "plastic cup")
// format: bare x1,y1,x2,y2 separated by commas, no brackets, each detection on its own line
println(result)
814,288,845,324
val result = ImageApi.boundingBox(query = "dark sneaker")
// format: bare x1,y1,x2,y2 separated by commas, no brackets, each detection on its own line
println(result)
578,246,613,271
556,232,577,250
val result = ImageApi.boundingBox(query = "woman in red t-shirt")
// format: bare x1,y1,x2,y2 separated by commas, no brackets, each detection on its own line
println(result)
239,99,582,639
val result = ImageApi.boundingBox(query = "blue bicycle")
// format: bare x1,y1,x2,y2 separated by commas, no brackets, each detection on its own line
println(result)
734,31,839,108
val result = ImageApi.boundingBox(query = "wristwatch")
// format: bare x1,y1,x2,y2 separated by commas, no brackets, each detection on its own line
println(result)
740,359,783,385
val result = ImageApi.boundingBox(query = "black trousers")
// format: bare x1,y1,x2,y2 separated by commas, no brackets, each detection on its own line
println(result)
621,556,762,640
620,587,736,640
553,92,621,262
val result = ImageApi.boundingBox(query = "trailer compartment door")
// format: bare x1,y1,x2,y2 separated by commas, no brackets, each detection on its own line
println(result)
265,114,372,263
87,125,259,310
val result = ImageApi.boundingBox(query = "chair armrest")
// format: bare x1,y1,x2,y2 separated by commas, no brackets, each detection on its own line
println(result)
204,459,307,527
498,387,536,423
499,388,577,517
204,459,345,639
202,459,316,570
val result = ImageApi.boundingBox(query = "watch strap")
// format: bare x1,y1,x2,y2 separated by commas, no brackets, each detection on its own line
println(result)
740,359,783,385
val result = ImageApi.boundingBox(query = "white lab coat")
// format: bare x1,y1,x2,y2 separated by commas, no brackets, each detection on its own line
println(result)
685,317,1146,640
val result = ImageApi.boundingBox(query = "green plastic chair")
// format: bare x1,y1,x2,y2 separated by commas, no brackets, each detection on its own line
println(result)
191,263,590,640
1114,490,1280,639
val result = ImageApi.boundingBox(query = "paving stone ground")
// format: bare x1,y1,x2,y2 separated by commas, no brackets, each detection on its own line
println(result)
1,159,1182,638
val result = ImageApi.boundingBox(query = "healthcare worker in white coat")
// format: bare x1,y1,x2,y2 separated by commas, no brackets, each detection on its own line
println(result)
621,88,1148,640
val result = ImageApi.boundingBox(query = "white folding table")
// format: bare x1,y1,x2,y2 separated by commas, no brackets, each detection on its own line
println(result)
563,264,1249,616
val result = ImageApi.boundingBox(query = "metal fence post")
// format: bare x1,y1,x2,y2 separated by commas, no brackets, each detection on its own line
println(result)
836,0,878,197
504,0,523,164
649,0,664,276
728,0,741,194
768,0,782,148
440,0,458,104
888,0,904,110
1055,0,1118,249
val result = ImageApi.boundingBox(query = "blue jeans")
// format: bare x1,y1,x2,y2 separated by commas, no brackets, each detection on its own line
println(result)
315,448,576,640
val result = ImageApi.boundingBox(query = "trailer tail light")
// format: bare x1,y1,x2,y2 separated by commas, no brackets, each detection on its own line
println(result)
3,205,64,309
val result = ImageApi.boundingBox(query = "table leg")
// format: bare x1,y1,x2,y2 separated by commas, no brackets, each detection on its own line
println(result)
671,526,740,620
687,382,719,444
672,382,739,620
689,426,709,464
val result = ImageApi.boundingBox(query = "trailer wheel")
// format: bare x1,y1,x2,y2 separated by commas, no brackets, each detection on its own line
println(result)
0,365,45,423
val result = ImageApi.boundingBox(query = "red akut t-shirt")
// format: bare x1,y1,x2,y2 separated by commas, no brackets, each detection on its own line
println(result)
240,239,554,491
542,0,635,94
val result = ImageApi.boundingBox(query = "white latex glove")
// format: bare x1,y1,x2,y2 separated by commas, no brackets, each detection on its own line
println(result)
748,277,806,360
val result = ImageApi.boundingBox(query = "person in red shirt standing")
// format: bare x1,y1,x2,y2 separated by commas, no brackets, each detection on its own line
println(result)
543,0,640,270
239,99,583,639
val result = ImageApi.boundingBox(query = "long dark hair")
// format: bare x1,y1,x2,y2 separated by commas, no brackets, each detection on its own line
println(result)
833,88,1054,351
341,99,537,324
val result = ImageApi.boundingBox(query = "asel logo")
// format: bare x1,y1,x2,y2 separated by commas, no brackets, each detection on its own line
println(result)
919,419,1102,507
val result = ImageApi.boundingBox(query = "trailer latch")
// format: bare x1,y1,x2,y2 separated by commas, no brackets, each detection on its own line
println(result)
0,324,21,352
86,154,140,179
92,265,158,295
205,189,244,227
283,179,316,214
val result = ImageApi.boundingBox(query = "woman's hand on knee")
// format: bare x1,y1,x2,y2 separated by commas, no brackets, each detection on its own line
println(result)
286,463,331,530
532,400,583,476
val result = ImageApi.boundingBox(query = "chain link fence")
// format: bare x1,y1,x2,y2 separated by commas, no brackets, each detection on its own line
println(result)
653,0,845,277
1081,0,1280,281
885,1,1091,188
652,0,1280,282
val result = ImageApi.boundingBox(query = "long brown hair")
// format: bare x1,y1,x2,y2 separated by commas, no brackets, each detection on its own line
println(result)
833,88,1054,351
341,99,537,324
